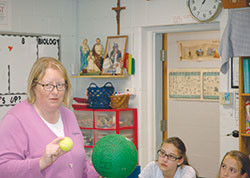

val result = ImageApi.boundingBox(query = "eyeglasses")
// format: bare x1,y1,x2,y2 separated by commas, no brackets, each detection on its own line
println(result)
36,82,67,91
157,149,182,161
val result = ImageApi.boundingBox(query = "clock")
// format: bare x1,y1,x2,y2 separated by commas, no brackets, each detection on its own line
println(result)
186,0,223,22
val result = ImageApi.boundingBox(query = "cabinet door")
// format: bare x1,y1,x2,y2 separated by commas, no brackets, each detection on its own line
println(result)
95,111,116,129
119,110,134,127
74,110,93,128
119,129,134,141
94,130,116,143
81,129,94,146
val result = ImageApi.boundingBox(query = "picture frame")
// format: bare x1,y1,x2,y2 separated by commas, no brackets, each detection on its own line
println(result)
231,57,239,88
102,35,128,75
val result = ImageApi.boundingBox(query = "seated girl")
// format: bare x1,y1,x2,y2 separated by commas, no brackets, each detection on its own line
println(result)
217,150,250,178
139,137,197,178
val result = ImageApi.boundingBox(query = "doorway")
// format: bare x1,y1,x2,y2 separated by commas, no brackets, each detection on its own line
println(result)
137,22,221,177
154,29,220,177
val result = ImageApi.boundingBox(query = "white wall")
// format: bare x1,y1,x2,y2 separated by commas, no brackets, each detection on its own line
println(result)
0,0,77,77
0,0,78,117
0,0,238,177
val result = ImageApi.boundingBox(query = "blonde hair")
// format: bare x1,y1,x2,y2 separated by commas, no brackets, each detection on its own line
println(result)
27,57,72,107
217,150,250,178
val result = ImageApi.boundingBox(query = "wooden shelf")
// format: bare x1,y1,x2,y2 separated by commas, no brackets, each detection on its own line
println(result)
241,93,250,97
239,57,250,156
241,133,250,137
71,75,129,79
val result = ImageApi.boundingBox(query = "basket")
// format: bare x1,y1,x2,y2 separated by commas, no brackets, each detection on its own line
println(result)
72,103,89,110
87,82,115,109
110,94,130,109
73,97,89,104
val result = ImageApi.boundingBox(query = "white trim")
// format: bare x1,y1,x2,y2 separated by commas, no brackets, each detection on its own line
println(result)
146,30,155,161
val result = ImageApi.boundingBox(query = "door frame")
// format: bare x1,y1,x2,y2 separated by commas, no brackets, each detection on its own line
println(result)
136,22,220,164
162,33,168,140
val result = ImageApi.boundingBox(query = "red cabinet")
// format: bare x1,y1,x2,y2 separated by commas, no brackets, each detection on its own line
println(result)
73,108,138,163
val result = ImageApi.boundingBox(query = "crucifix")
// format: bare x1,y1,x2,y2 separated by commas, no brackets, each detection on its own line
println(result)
112,0,126,35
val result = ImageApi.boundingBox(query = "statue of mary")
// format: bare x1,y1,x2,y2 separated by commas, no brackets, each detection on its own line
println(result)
80,38,90,73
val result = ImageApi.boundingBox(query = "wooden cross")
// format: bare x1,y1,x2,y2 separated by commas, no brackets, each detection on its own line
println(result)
112,0,126,35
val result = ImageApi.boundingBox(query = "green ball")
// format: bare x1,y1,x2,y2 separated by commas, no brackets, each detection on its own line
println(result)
92,134,137,178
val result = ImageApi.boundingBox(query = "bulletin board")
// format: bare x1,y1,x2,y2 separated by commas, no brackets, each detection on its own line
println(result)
168,68,220,101
0,33,60,119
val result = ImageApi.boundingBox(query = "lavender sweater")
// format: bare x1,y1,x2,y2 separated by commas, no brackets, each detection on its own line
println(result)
0,100,99,178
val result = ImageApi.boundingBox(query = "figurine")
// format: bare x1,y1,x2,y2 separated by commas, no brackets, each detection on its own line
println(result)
86,51,101,73
80,38,90,73
92,38,104,71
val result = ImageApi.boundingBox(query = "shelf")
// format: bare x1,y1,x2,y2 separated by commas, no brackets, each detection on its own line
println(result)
71,75,129,78
239,57,250,156
241,133,250,137
240,93,250,97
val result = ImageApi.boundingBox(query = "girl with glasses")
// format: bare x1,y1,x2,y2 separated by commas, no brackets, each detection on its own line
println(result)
139,137,197,178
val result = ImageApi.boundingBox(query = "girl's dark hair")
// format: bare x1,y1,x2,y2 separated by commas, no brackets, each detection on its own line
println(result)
218,150,250,178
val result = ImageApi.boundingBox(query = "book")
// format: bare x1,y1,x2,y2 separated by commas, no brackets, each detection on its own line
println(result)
128,54,132,75
245,100,250,134
243,59,250,93
123,53,129,74
131,58,135,75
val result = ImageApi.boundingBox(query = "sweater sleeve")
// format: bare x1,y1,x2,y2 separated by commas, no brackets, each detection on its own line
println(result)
0,114,44,178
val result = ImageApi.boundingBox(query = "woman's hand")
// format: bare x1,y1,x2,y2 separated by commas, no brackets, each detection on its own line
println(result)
40,137,65,171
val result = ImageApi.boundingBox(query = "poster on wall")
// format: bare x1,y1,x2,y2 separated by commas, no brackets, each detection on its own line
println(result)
177,39,220,61
168,70,201,100
202,70,220,100
0,33,60,119
168,68,220,101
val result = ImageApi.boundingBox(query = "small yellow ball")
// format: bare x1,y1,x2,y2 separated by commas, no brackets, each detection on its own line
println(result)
59,137,73,152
